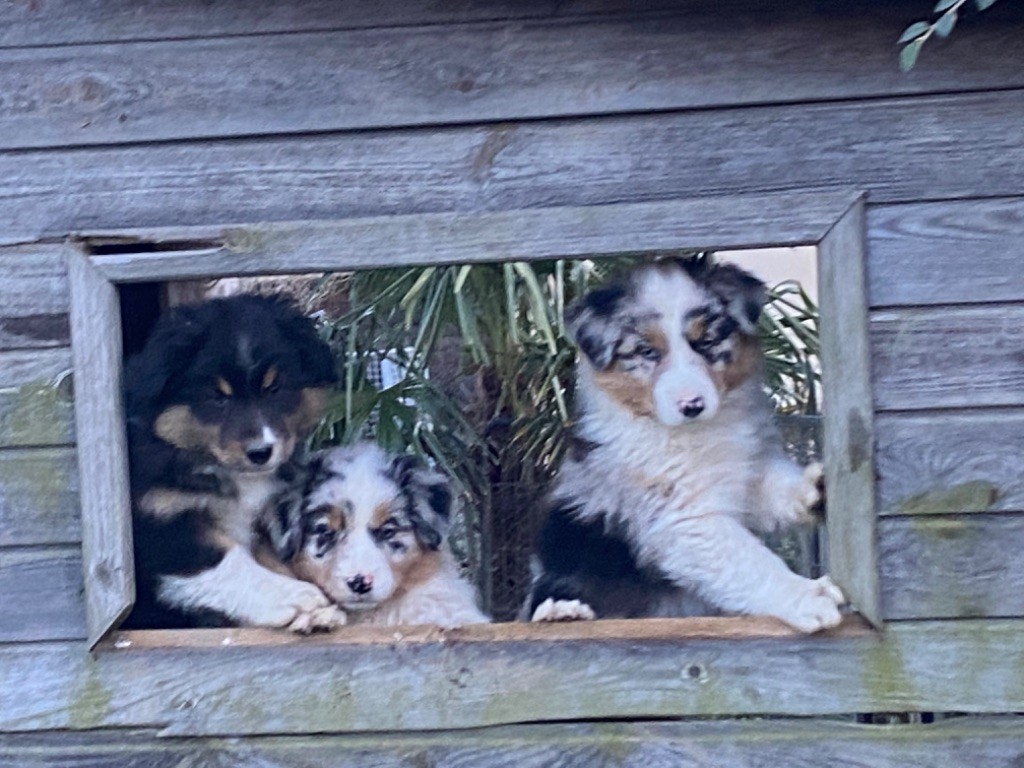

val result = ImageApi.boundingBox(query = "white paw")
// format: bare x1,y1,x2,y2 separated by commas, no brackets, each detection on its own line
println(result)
773,462,825,528
287,604,347,634
245,575,334,629
530,598,597,623
782,575,846,633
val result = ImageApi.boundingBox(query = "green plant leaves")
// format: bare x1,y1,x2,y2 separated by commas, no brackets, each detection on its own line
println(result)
897,21,930,43
900,38,925,72
898,0,1001,71
933,9,958,38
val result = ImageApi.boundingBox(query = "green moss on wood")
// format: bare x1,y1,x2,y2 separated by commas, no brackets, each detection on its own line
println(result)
67,664,112,730
893,481,999,516
223,228,269,254
0,379,75,447
862,632,919,710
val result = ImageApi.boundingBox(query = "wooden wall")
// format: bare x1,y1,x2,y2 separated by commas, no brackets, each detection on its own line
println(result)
2,0,1023,761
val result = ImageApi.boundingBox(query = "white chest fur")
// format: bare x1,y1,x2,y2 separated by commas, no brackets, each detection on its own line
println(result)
220,473,279,547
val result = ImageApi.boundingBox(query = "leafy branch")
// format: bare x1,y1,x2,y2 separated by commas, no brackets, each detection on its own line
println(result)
899,0,1001,71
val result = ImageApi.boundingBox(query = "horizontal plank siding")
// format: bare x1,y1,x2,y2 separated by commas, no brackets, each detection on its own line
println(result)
868,198,1024,308
870,304,1024,411
2,718,1024,768
876,411,1024,515
0,348,72,387
0,547,86,642
0,448,80,546
879,514,1024,620
0,619,1022,733
3,7,1024,150
0,247,70,349
2,90,1024,244
0,0,682,47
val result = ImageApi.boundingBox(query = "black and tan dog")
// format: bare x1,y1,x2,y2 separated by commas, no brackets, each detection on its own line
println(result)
122,294,344,632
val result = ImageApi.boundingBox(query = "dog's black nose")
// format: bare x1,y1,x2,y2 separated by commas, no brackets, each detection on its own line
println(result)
680,397,705,419
346,574,373,595
246,445,274,465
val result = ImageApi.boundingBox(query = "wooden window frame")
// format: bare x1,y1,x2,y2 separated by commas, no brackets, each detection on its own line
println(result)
67,190,878,733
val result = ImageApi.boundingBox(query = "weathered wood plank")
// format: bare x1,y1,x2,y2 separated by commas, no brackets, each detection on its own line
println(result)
876,411,1024,515
0,619,1021,733
85,192,851,282
0,349,75,448
0,0,680,47
0,246,70,348
4,5,1024,150
818,198,878,626
67,246,134,648
879,514,1024,621
3,718,1024,768
0,347,71,387
2,90,1023,244
0,447,80,546
868,198,1024,308
871,305,1024,411
0,546,86,642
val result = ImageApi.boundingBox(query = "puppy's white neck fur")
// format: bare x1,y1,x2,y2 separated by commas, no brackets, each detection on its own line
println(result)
223,473,280,546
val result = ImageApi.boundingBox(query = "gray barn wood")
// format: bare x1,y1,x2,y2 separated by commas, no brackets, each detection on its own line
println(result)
2,718,1024,768
3,91,1024,245
3,6,1023,151
1,0,1023,761
1,619,1023,734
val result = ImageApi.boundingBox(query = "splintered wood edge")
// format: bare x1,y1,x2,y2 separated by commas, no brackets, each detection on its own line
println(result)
102,614,874,652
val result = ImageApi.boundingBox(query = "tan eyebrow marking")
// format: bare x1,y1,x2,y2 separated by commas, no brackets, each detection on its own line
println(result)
216,377,234,397
686,314,708,342
262,366,278,390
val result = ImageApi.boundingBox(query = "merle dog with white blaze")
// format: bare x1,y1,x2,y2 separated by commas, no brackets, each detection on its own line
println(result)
527,256,845,632
122,294,344,632
263,443,488,628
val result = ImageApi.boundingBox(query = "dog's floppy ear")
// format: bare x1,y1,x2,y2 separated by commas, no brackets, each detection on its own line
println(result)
388,454,452,551
258,459,310,563
703,262,766,335
124,304,209,418
565,284,627,370
266,296,338,387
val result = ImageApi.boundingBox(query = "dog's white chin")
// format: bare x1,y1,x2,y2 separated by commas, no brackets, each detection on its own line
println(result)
340,601,380,611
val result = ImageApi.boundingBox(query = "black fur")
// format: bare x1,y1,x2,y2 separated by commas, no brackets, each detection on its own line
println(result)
566,284,628,370
387,454,452,551
128,509,233,630
684,257,766,333
122,294,336,630
528,501,712,619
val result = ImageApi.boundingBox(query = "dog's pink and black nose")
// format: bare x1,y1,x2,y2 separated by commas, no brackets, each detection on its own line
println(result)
346,574,373,595
678,396,705,419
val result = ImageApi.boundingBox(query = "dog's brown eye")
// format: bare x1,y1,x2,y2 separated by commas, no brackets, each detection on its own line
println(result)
387,540,407,554
635,343,662,362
